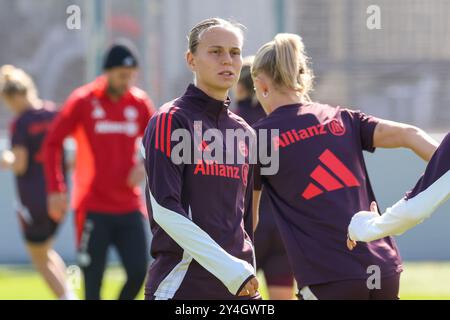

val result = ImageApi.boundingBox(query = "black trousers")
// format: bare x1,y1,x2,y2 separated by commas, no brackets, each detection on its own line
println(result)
77,211,148,300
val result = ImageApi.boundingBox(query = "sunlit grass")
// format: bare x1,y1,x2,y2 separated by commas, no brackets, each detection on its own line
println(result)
1,262,450,300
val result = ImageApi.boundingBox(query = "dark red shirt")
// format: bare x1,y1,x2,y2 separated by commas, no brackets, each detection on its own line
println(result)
143,84,257,299
254,102,403,287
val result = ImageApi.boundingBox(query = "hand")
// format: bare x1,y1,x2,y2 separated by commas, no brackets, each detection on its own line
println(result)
347,201,379,250
127,163,146,187
346,234,357,251
47,192,68,222
237,276,259,297
0,150,15,169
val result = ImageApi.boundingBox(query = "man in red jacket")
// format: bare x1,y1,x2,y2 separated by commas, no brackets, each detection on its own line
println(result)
44,43,155,300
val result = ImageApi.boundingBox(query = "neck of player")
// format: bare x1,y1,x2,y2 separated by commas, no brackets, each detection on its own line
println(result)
195,80,229,102
269,90,304,113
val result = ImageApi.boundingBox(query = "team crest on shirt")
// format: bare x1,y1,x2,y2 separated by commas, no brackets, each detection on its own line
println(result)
238,140,249,157
327,119,346,136
124,105,138,121
91,100,105,119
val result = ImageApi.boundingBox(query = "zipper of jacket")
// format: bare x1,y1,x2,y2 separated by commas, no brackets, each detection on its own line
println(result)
215,107,227,128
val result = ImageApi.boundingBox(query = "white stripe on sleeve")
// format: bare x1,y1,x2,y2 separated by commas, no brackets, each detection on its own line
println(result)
149,190,255,295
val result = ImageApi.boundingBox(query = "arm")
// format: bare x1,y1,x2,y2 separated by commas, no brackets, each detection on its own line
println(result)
348,170,450,242
127,138,145,187
349,134,450,243
243,164,256,236
373,119,438,161
252,190,262,232
252,157,263,232
127,160,146,188
2,118,29,175
144,112,255,296
139,93,156,135
43,91,82,220
126,94,156,188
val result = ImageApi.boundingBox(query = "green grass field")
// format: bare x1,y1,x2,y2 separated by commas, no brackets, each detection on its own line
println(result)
1,262,450,300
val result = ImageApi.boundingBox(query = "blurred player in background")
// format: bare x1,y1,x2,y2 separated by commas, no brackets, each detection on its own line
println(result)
43,43,155,300
348,132,449,246
251,33,438,300
233,56,266,124
0,65,75,300
233,56,294,300
143,18,259,300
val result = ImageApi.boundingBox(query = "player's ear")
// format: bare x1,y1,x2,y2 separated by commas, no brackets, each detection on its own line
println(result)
254,74,269,94
186,51,196,72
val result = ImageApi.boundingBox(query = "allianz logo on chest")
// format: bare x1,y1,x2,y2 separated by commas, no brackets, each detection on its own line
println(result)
91,100,139,136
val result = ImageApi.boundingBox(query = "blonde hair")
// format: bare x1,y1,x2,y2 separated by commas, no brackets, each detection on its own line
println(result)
252,33,314,101
0,64,40,104
187,17,245,54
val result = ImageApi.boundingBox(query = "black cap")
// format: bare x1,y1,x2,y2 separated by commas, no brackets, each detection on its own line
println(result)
103,44,138,70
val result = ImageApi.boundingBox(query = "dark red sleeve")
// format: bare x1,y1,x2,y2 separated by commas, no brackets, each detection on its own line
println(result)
346,109,380,153
243,164,255,240
143,109,188,218
252,124,265,191
253,162,262,191
406,133,450,200
43,91,83,193
10,118,28,148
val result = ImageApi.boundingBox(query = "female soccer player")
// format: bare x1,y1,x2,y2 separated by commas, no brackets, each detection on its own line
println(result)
251,34,438,300
142,18,259,300
233,56,294,300
348,132,449,245
0,65,75,300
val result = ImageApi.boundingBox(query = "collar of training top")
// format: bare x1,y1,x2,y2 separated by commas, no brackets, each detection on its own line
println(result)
91,75,109,98
91,75,131,101
183,84,231,116
270,102,305,116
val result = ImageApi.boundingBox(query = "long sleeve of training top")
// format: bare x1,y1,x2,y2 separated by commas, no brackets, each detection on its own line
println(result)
143,89,256,299
44,89,82,193
349,133,450,242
